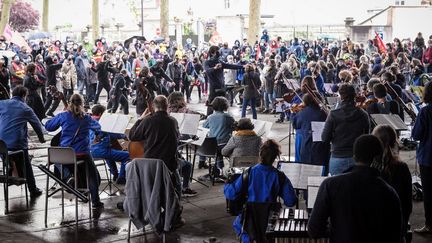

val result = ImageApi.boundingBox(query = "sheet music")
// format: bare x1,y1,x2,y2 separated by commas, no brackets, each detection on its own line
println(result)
279,162,324,189
99,113,132,134
170,113,201,135
251,119,273,137
307,186,320,208
371,114,408,131
191,127,209,146
324,83,335,94
311,122,325,142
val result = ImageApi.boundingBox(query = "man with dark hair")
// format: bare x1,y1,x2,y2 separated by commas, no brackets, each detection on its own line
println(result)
204,45,243,115
0,86,45,197
322,84,370,175
308,135,403,243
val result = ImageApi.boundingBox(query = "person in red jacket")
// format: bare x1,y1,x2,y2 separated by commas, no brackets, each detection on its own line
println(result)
422,39,432,73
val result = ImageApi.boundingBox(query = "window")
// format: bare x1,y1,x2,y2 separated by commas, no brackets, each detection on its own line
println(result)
224,0,230,9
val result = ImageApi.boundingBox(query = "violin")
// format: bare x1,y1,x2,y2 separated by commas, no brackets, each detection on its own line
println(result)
282,91,296,103
290,103,306,113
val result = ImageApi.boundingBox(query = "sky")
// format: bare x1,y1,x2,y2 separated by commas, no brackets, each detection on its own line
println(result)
26,0,411,30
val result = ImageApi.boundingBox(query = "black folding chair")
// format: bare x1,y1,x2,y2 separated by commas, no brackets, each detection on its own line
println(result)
0,140,29,214
195,137,219,186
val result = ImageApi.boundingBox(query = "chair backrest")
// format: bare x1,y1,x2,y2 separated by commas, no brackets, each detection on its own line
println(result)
196,137,218,157
243,202,281,243
48,147,77,165
231,156,260,168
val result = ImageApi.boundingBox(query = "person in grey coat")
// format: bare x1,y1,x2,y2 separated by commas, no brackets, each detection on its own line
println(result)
123,158,182,233
222,118,262,162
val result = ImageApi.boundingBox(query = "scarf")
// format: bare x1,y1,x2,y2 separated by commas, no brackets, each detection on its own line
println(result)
235,130,256,136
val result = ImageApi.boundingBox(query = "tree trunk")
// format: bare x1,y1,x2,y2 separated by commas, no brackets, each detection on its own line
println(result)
92,0,99,41
42,0,49,32
160,0,169,38
0,0,14,35
247,0,261,45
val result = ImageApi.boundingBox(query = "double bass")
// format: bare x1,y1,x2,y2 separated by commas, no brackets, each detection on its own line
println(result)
128,78,154,159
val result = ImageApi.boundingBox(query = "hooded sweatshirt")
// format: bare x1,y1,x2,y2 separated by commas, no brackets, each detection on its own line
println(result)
322,101,370,157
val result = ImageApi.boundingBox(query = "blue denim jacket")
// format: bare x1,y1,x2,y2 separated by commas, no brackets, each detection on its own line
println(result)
203,111,235,144
0,97,44,150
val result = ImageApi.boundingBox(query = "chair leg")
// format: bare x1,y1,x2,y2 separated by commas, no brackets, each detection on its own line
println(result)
4,182,8,214
75,164,78,226
44,169,49,227
61,165,65,222
24,183,29,209
86,162,92,221
190,146,197,182
127,218,131,241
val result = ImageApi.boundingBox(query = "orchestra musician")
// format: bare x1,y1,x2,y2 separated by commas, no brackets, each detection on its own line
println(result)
412,81,432,234
308,135,403,243
366,83,403,120
322,84,370,175
224,139,297,243
128,95,180,184
291,93,330,172
372,125,412,239
45,94,104,208
89,104,130,185
0,86,45,198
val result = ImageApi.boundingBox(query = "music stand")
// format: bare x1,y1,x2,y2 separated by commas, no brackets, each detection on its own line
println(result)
370,114,408,131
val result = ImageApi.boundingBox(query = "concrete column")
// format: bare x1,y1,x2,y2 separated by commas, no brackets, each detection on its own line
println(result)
0,0,14,35
160,0,169,38
92,0,100,41
247,0,261,45
42,0,49,32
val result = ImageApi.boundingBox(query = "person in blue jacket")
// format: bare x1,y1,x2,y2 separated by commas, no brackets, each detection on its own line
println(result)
89,104,130,184
224,139,297,243
412,81,432,234
292,93,330,173
45,94,103,208
0,86,45,197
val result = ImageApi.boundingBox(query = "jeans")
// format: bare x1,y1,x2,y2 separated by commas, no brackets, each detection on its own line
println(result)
420,165,432,227
92,149,130,179
241,98,257,119
179,158,192,189
9,149,37,192
329,156,355,176
108,92,129,114
264,91,274,110
54,154,101,204
87,83,97,103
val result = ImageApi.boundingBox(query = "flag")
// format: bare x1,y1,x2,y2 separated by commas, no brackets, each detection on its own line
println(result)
3,24,13,41
374,31,386,54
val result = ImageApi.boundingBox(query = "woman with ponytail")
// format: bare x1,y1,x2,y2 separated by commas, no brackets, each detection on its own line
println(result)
45,94,104,208
372,124,412,239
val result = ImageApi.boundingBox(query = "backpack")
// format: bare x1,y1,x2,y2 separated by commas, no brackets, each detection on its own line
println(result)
226,167,286,216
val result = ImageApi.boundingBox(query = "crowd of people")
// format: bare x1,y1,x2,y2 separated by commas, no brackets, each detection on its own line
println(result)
0,28,432,243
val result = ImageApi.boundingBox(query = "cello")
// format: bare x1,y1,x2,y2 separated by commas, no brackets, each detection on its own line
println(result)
128,77,154,159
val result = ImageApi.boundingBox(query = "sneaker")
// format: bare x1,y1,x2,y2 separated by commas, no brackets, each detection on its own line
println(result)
262,109,270,114
92,201,104,209
30,188,43,198
172,217,186,229
116,201,124,210
198,162,209,169
182,188,198,197
414,225,432,234
275,119,284,123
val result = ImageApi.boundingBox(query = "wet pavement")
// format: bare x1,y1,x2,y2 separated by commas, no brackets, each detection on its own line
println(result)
1,91,432,242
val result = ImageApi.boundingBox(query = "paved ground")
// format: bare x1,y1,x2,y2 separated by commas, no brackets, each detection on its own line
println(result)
0,90,431,242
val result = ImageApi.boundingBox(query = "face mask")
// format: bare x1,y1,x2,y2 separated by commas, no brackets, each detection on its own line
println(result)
14,58,20,63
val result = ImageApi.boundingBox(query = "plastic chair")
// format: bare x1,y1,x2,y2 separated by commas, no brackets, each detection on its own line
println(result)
44,147,92,227
0,140,29,214
231,156,260,168
196,137,219,186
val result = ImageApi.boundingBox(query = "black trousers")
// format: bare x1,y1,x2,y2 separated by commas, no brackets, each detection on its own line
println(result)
420,165,432,227
189,83,201,100
63,88,73,102
108,92,129,114
182,81,191,100
9,149,37,192
94,81,111,104
44,92,60,114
